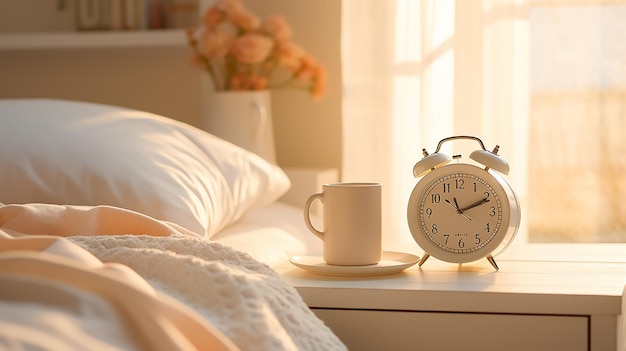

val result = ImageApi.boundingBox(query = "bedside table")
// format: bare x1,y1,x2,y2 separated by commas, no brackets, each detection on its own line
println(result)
276,246,626,351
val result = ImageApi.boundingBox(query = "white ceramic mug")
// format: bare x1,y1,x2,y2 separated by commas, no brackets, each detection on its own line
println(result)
303,182,382,266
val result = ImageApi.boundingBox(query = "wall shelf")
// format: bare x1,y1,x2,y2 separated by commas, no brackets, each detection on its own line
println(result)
0,29,186,50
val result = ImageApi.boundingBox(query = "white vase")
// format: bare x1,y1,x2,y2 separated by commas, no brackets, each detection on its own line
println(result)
203,90,277,163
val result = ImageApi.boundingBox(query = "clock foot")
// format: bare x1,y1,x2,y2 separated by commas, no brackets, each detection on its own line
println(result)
486,255,499,271
418,253,430,266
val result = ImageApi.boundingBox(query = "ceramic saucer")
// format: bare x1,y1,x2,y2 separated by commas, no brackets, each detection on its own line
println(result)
289,251,420,277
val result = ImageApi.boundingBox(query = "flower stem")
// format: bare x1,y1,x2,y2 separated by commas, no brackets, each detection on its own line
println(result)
187,33,222,91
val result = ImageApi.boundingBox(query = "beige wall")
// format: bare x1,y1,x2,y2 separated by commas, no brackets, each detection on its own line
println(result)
0,47,203,126
0,0,342,171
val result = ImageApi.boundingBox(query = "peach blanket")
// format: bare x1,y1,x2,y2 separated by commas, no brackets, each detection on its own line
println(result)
0,203,345,351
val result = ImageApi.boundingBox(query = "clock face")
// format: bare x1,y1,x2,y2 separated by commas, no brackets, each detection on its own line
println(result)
408,163,519,263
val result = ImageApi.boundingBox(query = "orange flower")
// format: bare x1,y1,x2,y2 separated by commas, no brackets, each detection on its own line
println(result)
275,42,305,70
250,75,269,90
186,0,326,99
199,29,234,58
295,54,319,81
262,15,292,42
231,33,273,64
311,65,328,100
229,8,260,31
230,73,269,90
202,6,225,28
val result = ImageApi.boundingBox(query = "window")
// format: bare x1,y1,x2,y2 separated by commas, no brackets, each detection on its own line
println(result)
342,0,625,249
528,3,626,242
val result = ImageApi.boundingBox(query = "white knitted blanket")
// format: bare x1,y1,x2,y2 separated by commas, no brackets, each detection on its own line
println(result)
0,203,346,351
70,234,345,351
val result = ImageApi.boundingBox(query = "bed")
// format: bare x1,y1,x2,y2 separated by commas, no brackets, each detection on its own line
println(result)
0,99,342,351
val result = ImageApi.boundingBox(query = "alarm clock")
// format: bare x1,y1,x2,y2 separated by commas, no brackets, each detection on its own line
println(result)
407,136,521,271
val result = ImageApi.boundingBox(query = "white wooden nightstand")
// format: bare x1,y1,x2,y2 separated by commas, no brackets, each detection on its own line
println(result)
276,245,626,351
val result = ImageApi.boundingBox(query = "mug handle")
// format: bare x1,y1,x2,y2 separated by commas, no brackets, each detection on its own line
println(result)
303,193,324,240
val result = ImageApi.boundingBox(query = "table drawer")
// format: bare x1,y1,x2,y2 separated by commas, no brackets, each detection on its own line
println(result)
313,309,588,351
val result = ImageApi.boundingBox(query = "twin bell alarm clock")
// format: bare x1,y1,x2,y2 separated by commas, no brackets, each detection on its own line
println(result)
407,136,521,271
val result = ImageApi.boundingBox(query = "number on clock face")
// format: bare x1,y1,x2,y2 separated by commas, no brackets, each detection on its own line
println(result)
418,172,502,253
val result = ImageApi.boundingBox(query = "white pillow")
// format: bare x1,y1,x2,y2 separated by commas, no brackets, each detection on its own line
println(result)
0,99,290,237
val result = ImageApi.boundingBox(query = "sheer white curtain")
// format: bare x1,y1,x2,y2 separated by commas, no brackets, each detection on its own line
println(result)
527,3,626,242
341,0,529,251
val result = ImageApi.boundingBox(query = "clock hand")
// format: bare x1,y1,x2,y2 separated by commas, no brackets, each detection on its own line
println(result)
444,198,463,214
445,198,472,221
453,198,462,213
460,197,490,212
446,199,459,211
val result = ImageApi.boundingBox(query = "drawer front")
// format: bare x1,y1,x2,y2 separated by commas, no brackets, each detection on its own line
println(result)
313,309,588,351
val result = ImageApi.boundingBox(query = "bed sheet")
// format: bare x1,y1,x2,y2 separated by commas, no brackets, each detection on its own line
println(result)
0,202,345,351
211,202,323,268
